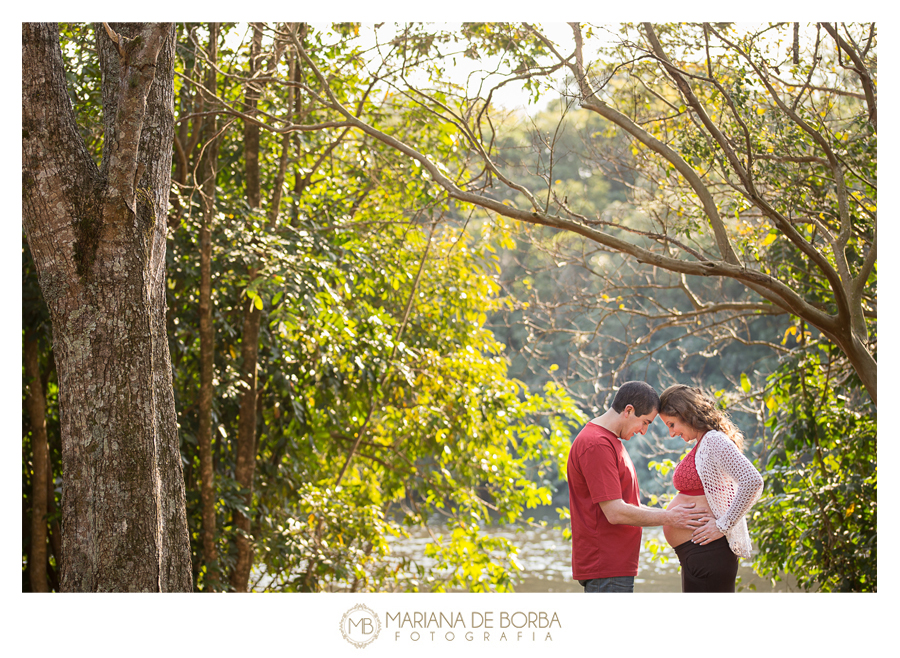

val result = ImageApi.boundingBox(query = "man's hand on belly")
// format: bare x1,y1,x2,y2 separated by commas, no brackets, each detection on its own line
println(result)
667,503,710,530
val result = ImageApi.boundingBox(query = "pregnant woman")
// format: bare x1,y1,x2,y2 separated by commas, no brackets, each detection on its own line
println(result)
659,384,764,592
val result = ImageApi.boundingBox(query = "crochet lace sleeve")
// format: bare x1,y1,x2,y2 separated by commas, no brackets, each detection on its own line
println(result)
704,432,764,534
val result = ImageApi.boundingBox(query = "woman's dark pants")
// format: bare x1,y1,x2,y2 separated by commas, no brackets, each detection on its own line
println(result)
673,536,738,592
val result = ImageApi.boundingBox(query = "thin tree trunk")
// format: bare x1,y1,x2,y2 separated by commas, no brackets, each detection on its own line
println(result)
22,22,191,591
229,27,300,591
231,296,261,592
47,456,62,591
243,23,264,210
230,23,265,592
197,22,221,590
24,330,49,592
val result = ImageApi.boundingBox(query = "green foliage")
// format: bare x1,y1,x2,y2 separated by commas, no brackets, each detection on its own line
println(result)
643,537,671,567
422,521,522,592
58,23,104,164
251,483,413,592
244,210,587,590
751,345,876,592
160,22,591,592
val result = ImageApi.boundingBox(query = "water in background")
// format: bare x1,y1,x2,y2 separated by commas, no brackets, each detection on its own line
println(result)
388,525,794,593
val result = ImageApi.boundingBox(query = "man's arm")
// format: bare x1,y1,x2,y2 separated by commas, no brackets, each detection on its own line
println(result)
598,499,708,529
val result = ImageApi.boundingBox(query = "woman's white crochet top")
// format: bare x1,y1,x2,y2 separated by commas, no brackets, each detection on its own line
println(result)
694,430,764,558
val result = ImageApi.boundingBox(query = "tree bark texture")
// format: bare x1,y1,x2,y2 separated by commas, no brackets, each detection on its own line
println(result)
24,331,50,592
22,23,191,591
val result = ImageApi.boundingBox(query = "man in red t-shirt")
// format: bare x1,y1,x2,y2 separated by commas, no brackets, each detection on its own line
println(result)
567,381,707,592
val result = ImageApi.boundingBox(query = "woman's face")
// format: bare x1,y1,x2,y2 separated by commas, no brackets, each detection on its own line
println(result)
658,413,700,443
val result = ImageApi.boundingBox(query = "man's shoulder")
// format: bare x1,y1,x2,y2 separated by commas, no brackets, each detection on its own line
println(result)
573,422,619,451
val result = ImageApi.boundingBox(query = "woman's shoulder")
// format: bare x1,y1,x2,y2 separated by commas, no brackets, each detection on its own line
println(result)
701,429,735,449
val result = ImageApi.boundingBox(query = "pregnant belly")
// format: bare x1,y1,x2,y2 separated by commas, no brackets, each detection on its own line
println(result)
663,493,712,548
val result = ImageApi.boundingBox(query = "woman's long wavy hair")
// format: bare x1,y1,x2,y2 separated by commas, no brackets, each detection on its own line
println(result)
658,384,744,449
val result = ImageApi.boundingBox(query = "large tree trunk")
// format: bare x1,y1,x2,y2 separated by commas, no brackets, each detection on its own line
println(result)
197,22,221,590
22,22,191,591
24,330,49,592
832,328,878,406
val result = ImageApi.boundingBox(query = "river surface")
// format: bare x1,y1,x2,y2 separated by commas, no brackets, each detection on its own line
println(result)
388,525,795,593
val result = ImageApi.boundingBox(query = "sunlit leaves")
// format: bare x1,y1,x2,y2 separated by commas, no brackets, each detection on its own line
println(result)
751,345,876,592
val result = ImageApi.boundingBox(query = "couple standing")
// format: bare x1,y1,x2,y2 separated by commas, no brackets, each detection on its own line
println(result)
567,381,763,593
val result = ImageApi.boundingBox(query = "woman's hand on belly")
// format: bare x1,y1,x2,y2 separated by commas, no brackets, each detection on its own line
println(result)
691,518,725,546
663,493,713,548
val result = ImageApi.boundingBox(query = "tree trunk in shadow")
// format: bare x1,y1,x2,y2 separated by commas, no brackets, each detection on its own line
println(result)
24,330,49,592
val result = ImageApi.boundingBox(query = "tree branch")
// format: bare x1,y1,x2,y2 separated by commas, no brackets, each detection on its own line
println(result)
821,22,877,130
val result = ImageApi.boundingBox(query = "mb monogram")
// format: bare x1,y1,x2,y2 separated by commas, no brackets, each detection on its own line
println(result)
340,604,382,648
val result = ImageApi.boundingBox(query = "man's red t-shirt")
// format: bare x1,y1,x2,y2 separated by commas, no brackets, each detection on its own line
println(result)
567,421,642,580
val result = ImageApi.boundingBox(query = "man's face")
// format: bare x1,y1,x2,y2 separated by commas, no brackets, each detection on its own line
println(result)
620,406,657,440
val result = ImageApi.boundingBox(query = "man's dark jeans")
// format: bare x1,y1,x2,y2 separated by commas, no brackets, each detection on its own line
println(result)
580,576,635,592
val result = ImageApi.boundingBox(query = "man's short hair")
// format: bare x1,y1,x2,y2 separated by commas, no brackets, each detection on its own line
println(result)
610,381,660,417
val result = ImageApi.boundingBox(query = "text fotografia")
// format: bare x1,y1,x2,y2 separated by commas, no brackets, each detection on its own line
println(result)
387,611,561,642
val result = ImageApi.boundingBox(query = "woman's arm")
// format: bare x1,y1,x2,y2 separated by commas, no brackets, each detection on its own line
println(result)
701,432,764,535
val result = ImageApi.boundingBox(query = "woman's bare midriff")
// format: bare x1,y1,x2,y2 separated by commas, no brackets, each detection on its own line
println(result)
664,493,712,548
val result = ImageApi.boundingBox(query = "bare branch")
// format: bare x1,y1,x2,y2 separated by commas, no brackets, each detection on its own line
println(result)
821,22,877,130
